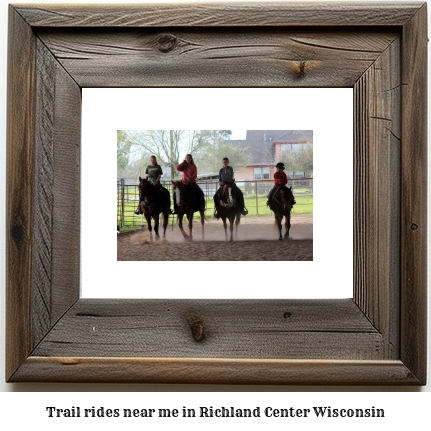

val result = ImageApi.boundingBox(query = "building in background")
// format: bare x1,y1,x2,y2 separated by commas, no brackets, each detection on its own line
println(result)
227,130,313,181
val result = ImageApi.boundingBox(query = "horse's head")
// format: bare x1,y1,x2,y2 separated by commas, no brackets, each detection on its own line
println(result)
221,181,236,205
279,186,292,212
222,181,235,189
138,176,151,200
171,180,185,207
171,180,184,191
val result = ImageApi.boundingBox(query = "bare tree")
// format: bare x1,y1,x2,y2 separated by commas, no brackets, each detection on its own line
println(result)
123,130,222,180
123,130,185,179
122,130,235,179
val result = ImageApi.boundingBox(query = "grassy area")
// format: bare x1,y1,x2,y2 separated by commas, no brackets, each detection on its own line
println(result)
243,192,313,217
117,186,312,232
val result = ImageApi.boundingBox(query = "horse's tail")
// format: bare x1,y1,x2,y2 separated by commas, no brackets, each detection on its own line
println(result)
200,209,209,222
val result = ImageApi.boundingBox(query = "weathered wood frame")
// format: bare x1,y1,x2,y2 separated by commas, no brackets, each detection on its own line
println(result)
6,2,427,384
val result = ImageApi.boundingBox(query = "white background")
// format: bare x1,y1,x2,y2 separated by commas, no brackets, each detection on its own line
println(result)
81,87,353,299
0,0,429,419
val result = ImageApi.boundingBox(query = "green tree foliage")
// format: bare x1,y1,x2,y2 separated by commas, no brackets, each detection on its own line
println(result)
118,153,152,181
278,143,313,174
197,139,252,173
294,143,313,173
117,130,132,172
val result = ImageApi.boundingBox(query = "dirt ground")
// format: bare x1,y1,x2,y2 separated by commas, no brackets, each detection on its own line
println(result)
117,214,313,261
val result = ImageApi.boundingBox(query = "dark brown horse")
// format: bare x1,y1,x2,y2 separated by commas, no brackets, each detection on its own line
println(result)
171,180,207,240
215,181,241,242
269,185,293,240
138,177,170,240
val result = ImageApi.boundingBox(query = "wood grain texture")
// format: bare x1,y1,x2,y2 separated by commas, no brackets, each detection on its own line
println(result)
12,358,420,385
32,40,56,347
50,52,81,324
15,2,423,27
6,7,36,381
32,38,81,348
36,29,398,88
6,2,427,385
400,3,428,384
32,299,384,359
353,38,401,358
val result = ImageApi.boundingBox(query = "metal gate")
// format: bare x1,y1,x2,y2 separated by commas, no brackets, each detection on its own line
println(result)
117,179,125,230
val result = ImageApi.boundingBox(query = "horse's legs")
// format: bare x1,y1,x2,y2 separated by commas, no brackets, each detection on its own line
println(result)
235,212,241,238
144,211,153,241
275,213,283,240
188,211,193,240
140,203,145,228
162,211,168,238
153,214,160,240
284,211,291,239
178,213,188,239
221,215,228,240
229,212,235,242
200,209,205,239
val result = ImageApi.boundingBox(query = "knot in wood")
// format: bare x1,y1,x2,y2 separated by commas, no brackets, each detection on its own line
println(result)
411,223,418,231
294,61,307,78
157,34,178,53
11,222,25,245
186,315,206,342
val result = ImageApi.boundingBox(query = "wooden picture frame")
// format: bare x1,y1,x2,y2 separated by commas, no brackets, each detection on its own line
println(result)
6,2,427,384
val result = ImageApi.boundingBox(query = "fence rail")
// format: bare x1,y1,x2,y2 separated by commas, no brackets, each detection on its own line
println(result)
117,178,313,232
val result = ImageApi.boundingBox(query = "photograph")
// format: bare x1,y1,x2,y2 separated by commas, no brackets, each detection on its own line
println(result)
117,130,313,261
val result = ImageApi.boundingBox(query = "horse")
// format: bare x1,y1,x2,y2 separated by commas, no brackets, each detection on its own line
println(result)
171,180,207,240
268,185,293,240
138,177,170,240
214,181,241,242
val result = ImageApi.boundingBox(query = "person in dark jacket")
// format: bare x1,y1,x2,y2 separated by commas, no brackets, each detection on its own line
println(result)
213,157,248,219
135,155,170,214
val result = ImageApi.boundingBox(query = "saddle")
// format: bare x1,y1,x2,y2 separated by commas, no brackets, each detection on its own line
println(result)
192,185,205,212
161,187,170,209
175,184,205,212
267,186,283,210
150,185,170,213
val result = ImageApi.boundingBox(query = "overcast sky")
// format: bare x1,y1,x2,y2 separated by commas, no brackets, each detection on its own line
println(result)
230,130,247,140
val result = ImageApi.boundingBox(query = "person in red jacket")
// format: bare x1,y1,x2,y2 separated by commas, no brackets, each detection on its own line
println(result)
175,154,205,212
267,162,296,209
177,154,197,184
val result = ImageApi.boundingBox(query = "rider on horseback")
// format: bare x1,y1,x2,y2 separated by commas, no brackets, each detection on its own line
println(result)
213,157,248,219
134,155,170,214
267,162,296,210
175,154,205,213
